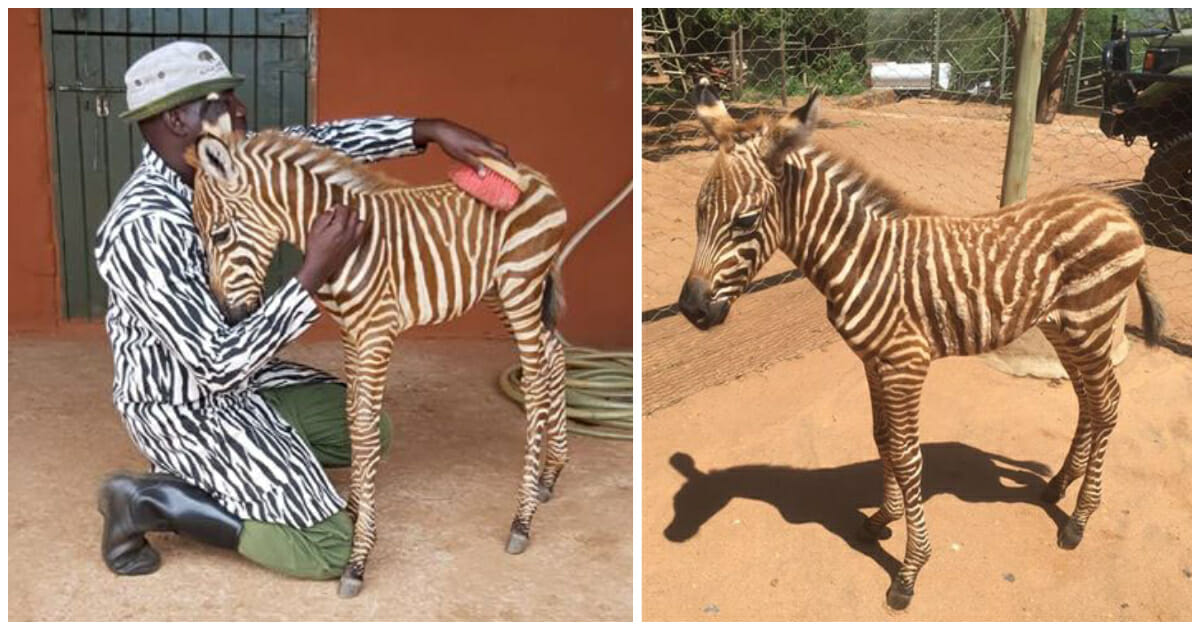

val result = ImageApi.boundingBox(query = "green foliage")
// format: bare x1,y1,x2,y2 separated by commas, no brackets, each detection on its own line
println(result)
689,7,868,46
646,8,1193,103
809,51,868,95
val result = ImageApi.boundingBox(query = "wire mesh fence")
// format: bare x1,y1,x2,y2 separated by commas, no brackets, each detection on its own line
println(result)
642,8,1191,349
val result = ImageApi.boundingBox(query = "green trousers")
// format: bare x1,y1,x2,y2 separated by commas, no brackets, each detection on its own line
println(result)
236,383,393,580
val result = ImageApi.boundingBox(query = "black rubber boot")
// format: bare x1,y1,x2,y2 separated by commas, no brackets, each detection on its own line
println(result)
99,473,243,576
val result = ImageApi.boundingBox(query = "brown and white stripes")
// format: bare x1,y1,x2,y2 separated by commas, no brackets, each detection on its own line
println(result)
678,82,1165,609
188,128,569,598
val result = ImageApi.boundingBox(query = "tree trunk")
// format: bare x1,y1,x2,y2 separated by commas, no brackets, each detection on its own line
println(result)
1036,9,1086,123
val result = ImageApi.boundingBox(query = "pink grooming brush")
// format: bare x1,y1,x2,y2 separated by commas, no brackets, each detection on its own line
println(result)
449,157,523,211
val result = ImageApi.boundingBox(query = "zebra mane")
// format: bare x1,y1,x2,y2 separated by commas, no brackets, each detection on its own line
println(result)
798,142,939,219
241,130,403,194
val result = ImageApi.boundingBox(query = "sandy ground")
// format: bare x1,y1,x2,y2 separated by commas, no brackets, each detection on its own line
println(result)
642,97,1191,345
641,334,1191,621
8,334,632,621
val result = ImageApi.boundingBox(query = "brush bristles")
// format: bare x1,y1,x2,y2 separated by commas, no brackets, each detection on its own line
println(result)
449,162,522,211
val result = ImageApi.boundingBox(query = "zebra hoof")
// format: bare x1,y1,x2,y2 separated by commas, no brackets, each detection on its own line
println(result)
506,520,530,555
885,580,914,611
537,484,554,503
1057,519,1085,550
506,530,530,555
337,566,364,599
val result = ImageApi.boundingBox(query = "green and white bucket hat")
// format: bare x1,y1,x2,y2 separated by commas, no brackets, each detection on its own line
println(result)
120,41,244,121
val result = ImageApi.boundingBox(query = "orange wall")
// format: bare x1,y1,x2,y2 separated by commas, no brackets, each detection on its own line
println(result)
9,8,62,332
8,9,633,349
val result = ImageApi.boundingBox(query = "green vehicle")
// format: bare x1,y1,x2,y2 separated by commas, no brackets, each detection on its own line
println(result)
1100,11,1191,253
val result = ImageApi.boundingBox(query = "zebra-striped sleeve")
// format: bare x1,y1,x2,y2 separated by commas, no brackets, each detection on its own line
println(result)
251,358,341,389
282,116,422,163
96,216,322,396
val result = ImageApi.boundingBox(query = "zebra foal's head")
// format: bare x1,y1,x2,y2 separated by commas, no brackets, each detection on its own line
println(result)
187,124,277,325
678,79,820,330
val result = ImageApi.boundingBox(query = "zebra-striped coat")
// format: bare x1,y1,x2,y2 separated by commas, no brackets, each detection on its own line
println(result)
186,124,570,596
94,117,421,529
678,83,1165,609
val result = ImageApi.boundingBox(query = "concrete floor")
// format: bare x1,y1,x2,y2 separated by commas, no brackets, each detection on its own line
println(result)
8,334,632,621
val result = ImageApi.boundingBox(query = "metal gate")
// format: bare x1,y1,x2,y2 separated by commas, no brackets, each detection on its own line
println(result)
44,8,312,319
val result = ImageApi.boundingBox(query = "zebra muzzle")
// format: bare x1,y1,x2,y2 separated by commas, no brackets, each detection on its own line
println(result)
222,300,259,326
678,277,730,331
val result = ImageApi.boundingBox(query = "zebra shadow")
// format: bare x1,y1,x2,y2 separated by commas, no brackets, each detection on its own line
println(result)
663,442,1067,576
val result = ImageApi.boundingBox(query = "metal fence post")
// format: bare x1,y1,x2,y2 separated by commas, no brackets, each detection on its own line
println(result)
780,16,788,107
931,8,941,91
1071,19,1086,108
999,21,1009,97
737,26,745,98
1001,8,1046,206
727,26,744,99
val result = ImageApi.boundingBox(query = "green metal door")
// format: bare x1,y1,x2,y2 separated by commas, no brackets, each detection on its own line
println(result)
44,8,311,319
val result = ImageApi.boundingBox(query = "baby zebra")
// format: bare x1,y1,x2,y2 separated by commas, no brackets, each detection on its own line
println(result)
187,127,569,598
677,81,1165,609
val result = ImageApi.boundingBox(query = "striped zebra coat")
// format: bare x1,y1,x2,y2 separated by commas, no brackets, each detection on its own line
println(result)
187,126,569,597
677,83,1165,609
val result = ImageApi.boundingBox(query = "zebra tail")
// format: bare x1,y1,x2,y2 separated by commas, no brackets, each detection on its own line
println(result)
1135,265,1166,347
540,264,565,330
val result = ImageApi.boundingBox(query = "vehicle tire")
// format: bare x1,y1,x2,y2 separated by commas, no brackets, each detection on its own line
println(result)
1141,133,1191,253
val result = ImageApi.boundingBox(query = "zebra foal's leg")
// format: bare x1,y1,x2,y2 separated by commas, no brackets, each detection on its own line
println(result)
537,331,569,502
497,280,555,554
860,362,904,541
485,290,564,502
337,333,395,599
1037,323,1092,505
1053,322,1121,551
873,356,933,611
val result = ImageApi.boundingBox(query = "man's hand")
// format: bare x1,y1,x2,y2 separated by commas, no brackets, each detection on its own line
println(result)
296,204,366,294
413,118,513,176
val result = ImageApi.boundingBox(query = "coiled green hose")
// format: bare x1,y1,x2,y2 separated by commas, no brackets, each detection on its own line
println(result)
498,345,633,440
497,181,634,440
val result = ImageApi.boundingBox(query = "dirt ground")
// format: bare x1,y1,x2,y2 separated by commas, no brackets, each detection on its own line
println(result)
642,96,1191,344
642,336,1191,621
8,333,632,621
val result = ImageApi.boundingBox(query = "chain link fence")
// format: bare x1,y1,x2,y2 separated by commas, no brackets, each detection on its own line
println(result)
642,8,1190,350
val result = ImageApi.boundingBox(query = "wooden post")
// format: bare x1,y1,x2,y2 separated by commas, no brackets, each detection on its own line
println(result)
1001,8,1046,206
779,19,787,107
727,27,744,99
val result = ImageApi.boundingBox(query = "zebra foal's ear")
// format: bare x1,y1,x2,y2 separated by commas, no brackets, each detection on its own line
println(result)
764,88,822,174
195,135,236,186
691,77,738,151
792,87,821,130
200,92,233,137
